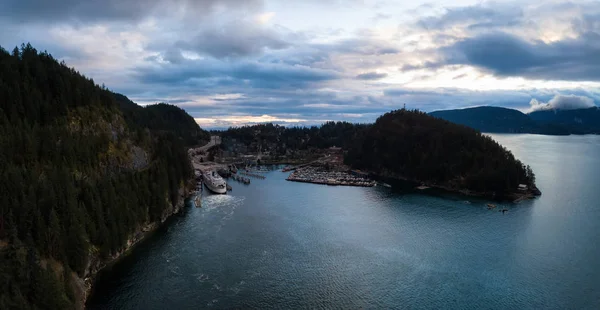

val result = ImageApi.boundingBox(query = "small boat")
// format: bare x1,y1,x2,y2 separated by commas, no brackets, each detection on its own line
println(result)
487,204,497,209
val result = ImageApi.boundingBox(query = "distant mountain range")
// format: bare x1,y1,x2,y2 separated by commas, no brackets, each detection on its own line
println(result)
430,106,600,135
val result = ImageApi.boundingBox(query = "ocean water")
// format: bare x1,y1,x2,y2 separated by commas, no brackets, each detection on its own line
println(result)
87,134,600,309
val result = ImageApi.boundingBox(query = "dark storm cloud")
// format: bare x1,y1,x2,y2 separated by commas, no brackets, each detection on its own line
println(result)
441,31,600,81
356,72,388,80
0,0,263,23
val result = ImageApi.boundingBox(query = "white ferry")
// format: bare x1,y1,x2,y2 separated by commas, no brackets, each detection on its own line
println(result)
204,170,227,194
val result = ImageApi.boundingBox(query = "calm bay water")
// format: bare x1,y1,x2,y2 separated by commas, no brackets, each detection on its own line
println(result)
87,134,600,309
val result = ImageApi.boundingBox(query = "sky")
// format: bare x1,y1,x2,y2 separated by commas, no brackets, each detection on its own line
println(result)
1,0,600,128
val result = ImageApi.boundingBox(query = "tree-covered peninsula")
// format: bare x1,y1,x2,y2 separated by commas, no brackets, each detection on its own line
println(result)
216,110,539,198
345,109,539,198
0,44,208,309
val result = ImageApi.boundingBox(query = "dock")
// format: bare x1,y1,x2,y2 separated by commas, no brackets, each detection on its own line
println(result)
230,174,251,184
240,171,266,179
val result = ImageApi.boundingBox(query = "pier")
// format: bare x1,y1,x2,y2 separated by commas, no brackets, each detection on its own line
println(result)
240,171,266,179
230,174,251,184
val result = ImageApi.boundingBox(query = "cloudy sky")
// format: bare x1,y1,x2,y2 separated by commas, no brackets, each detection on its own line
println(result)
1,0,600,127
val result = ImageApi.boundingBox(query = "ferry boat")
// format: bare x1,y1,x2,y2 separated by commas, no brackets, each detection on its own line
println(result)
204,170,227,194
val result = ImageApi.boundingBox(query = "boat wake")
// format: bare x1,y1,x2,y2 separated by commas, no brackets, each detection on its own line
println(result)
199,195,245,231
201,194,244,211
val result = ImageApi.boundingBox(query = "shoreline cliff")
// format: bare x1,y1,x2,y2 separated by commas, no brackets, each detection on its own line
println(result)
76,180,195,309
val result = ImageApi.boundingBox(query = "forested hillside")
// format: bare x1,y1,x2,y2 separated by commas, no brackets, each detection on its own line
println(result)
220,121,369,154
528,107,600,134
0,44,205,309
345,109,537,196
429,106,546,134
430,106,600,135
116,94,210,146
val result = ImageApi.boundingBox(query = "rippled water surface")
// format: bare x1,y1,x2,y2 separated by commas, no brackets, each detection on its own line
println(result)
88,134,600,309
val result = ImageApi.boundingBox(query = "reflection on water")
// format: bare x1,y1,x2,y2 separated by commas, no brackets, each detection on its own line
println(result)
88,135,600,309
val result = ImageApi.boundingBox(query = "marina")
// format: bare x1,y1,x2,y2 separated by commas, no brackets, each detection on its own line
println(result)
286,166,376,187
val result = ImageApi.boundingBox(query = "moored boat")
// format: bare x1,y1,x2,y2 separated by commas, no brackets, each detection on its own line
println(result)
204,170,227,194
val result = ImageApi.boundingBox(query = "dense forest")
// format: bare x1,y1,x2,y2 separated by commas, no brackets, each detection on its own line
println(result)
345,109,536,195
0,44,208,309
528,107,600,134
115,94,210,146
219,121,369,155
218,112,537,196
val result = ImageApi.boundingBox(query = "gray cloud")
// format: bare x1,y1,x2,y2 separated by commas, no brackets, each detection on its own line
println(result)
318,38,400,56
176,19,290,59
528,94,597,112
134,57,341,89
441,31,600,81
0,0,263,24
417,4,524,31
400,1,600,82
4,0,600,128
356,72,388,80
399,61,443,72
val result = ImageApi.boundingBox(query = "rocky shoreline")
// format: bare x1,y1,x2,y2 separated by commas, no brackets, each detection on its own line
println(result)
373,170,541,202
75,180,195,309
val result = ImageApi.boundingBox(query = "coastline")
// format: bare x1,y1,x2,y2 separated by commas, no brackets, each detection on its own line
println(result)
278,161,540,202
77,179,195,309
371,170,541,202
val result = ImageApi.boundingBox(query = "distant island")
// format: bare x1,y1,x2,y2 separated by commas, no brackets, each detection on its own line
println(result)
430,106,600,135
